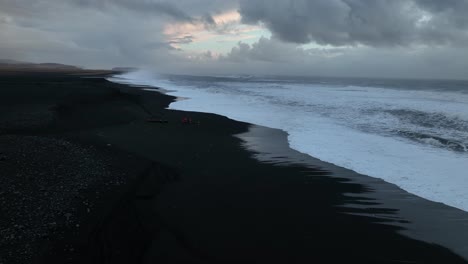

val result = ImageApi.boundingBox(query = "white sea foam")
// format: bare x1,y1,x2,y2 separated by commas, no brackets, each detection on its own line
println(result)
110,72,468,212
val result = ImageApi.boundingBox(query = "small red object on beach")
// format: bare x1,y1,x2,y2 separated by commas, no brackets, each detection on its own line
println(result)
182,117,194,124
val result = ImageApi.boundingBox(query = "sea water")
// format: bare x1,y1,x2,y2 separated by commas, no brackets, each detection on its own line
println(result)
110,71,468,212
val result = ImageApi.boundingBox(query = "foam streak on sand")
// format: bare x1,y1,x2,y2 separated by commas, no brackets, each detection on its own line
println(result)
110,71,468,212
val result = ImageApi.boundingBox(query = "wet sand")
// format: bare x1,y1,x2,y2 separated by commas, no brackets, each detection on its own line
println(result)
0,73,467,263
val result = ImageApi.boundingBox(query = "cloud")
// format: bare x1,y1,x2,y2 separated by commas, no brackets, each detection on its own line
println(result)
72,0,194,21
187,36,467,80
222,37,344,63
163,9,264,51
0,1,187,68
163,10,243,39
239,0,468,47
0,0,249,70
168,35,194,45
1,0,467,79
415,0,468,14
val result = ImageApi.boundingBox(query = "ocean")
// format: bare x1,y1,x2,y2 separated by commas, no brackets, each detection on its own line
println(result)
110,71,468,212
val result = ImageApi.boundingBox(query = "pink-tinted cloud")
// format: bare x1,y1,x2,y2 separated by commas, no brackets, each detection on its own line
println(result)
163,10,264,50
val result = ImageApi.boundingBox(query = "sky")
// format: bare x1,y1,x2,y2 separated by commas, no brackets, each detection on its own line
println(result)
1,0,468,79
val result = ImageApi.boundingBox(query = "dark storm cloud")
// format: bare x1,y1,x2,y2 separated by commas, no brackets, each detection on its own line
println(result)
239,0,468,46
415,0,468,28
415,0,468,12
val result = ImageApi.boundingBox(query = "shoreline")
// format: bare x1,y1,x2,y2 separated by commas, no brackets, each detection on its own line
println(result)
136,73,468,214
237,124,468,259
1,73,467,263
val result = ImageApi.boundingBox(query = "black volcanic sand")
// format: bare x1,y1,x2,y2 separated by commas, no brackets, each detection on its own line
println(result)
0,74,466,264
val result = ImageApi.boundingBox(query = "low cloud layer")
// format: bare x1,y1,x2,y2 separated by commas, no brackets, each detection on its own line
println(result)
222,37,345,63
204,37,467,79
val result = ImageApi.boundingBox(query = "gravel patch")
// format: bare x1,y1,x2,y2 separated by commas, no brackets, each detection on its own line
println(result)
0,105,56,133
0,135,126,264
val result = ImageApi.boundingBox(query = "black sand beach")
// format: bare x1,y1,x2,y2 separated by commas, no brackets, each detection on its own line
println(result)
1,73,467,263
